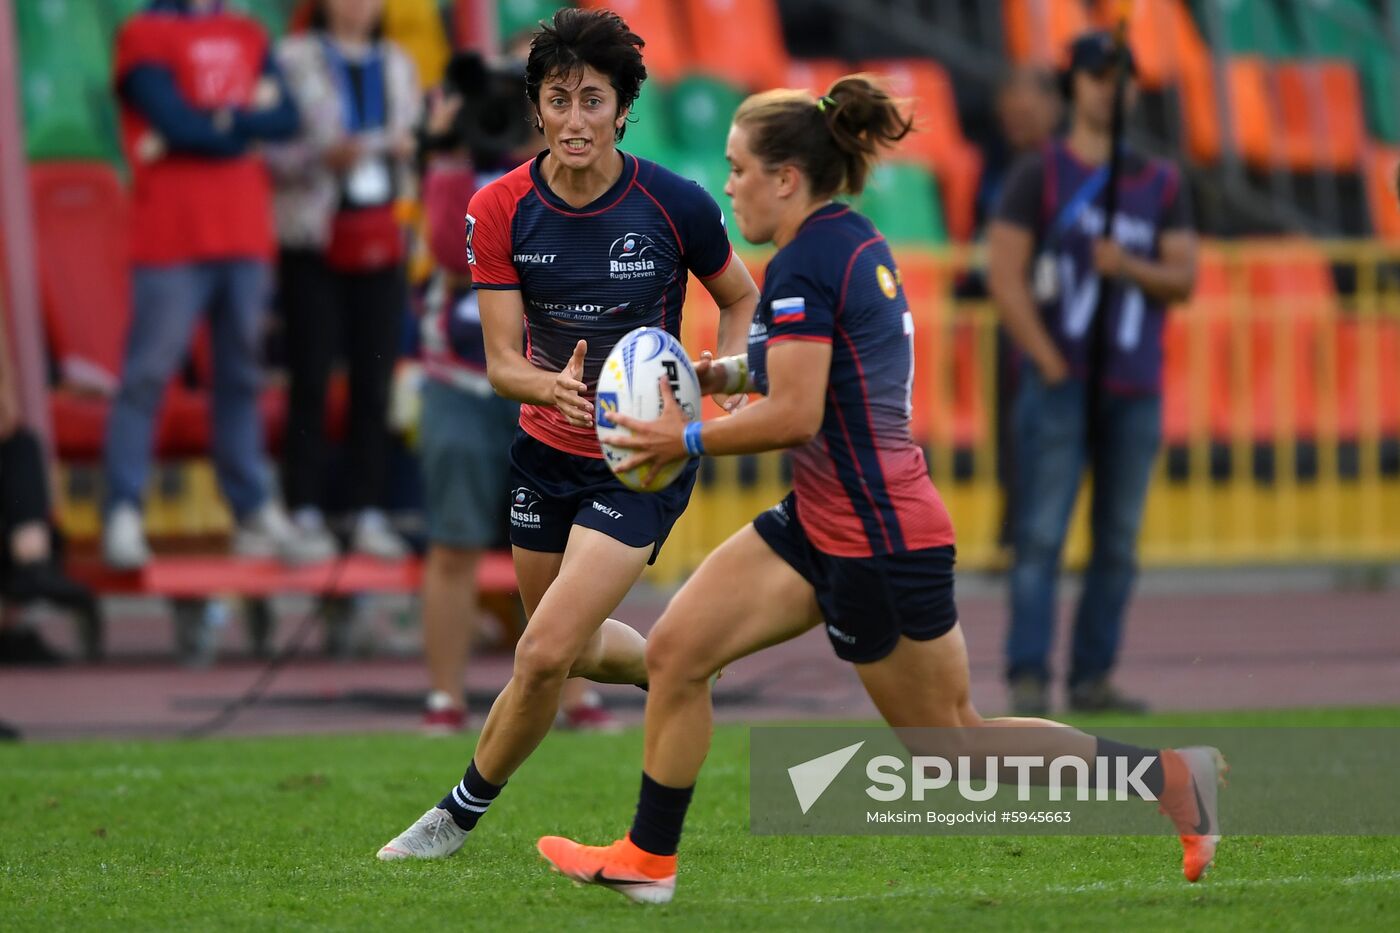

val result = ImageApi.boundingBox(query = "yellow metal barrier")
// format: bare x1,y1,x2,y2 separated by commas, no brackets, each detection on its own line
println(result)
55,241,1400,580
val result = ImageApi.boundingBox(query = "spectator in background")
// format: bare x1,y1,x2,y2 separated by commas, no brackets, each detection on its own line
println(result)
0,306,97,665
103,0,328,569
976,66,1063,229
410,51,617,734
968,66,1064,554
987,33,1197,715
266,0,420,559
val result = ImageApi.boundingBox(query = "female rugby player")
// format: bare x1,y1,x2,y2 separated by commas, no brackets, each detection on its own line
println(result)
537,76,1226,901
378,8,757,859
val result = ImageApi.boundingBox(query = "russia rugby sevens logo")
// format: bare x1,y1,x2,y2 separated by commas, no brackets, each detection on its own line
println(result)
608,232,658,279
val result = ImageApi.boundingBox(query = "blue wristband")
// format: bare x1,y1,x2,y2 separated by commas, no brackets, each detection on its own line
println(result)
683,421,706,457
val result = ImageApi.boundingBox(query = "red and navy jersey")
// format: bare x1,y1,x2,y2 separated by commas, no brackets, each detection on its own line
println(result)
746,204,955,558
466,151,734,457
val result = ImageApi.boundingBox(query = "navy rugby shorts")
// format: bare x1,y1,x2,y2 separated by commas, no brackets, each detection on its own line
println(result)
507,429,698,564
752,492,959,663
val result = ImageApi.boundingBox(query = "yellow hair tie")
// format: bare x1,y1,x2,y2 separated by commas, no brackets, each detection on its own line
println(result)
817,95,836,113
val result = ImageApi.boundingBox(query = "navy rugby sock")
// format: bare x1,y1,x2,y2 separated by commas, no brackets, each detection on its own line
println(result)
628,772,694,856
439,759,505,832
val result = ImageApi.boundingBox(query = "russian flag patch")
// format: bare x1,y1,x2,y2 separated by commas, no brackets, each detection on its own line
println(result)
772,296,806,324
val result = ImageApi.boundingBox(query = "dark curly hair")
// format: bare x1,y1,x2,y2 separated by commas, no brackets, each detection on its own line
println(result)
525,8,647,142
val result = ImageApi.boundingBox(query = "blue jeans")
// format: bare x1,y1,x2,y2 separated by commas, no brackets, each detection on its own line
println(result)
103,260,271,520
1005,365,1162,686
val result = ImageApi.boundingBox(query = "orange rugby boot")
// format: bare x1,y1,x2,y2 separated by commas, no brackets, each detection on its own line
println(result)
1157,746,1229,882
537,833,678,904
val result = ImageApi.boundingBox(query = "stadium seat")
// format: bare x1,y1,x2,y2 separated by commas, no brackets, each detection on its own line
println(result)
15,0,122,162
660,146,738,233
784,59,850,96
667,74,747,157
28,164,289,461
227,0,297,37
681,0,790,91
619,81,674,163
1334,318,1400,438
582,0,687,83
1002,0,1093,68
28,164,131,396
1273,62,1365,172
495,0,568,45
857,161,947,246
860,59,982,240
1190,0,1295,57
1290,0,1377,59
1357,43,1400,143
1220,57,1277,168
1241,242,1339,441
1167,247,1232,445
1363,146,1400,240
898,254,983,449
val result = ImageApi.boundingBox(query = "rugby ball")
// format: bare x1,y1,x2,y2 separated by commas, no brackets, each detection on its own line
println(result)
595,327,703,492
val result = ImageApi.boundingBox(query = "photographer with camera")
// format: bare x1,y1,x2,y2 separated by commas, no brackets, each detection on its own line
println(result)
265,0,421,560
413,44,617,734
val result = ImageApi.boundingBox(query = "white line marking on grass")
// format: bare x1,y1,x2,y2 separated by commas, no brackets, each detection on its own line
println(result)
738,870,1400,907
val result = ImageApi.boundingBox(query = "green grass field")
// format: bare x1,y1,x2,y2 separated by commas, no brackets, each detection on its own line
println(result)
4,709,1399,931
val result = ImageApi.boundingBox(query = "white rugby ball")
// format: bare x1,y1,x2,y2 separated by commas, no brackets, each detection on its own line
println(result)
595,326,702,492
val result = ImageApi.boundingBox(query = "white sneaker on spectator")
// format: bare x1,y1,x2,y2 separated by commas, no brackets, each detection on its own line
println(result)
292,507,341,560
352,509,409,561
103,502,151,570
234,501,337,565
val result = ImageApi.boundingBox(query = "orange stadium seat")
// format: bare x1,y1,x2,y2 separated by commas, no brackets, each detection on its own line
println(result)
1314,62,1367,172
860,59,982,240
1242,243,1338,441
681,0,789,90
784,58,849,96
1004,0,1092,69
1274,64,1327,170
581,0,687,84
29,163,288,461
1335,318,1400,438
1272,62,1365,172
1364,145,1400,240
1221,58,1276,168
1166,247,1232,444
897,254,984,449
1088,0,1220,161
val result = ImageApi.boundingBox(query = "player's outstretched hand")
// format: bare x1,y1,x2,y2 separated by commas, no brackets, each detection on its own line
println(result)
555,339,593,428
604,377,690,486
695,350,748,414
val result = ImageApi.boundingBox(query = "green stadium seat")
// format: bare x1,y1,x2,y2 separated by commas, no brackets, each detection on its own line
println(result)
668,75,747,158
16,0,121,162
657,146,739,238
1288,0,1376,58
227,0,298,38
1288,0,1400,142
619,83,674,163
1191,0,1295,57
857,161,947,246
497,0,569,44
1359,44,1400,143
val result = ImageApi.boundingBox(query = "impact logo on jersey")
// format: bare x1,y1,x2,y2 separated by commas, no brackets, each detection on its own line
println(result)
608,232,658,280
464,213,477,266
